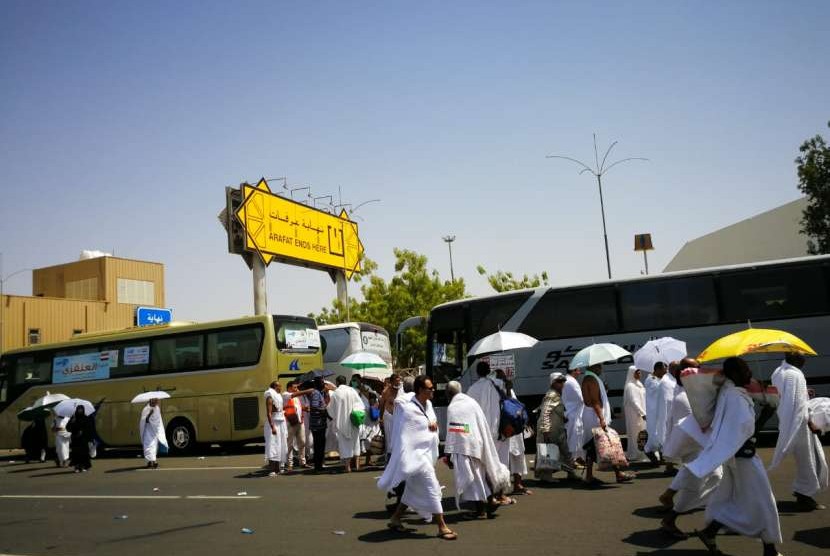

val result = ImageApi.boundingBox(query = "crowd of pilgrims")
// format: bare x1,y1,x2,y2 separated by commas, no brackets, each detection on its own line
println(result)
20,352,826,554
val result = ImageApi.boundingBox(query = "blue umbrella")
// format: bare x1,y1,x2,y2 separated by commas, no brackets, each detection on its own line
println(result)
569,343,631,370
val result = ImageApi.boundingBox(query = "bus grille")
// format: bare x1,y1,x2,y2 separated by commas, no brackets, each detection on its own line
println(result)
233,397,259,430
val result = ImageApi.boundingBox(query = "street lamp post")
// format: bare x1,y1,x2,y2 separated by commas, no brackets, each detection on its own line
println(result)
442,235,456,282
0,258,33,356
547,134,647,279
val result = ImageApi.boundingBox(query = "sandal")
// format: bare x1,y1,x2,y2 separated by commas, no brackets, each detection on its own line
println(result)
694,530,722,554
512,486,533,495
616,472,635,483
437,529,458,541
387,522,412,533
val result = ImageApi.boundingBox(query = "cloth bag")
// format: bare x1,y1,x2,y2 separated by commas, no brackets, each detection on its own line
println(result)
350,409,366,427
535,443,561,472
592,427,628,471
369,433,385,455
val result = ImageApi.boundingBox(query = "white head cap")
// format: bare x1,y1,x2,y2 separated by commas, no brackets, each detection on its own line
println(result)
549,371,566,384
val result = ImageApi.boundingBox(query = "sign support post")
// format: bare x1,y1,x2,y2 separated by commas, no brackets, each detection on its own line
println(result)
335,270,349,321
252,256,268,315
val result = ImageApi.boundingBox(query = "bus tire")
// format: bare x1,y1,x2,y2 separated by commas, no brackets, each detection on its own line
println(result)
166,419,196,455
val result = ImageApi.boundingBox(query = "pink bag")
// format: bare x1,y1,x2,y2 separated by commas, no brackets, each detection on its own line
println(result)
592,427,628,471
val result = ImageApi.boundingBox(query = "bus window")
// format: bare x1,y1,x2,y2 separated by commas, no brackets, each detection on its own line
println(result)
620,277,718,331
13,354,52,386
274,316,320,354
103,343,150,378
151,334,204,372
469,292,533,341
206,325,263,367
432,329,464,386
518,287,618,340
319,328,352,363
719,265,829,322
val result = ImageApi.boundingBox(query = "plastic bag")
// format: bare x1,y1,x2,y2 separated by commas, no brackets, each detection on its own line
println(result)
535,443,561,472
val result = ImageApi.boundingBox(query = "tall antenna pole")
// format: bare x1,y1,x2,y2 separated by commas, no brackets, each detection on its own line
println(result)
547,134,647,279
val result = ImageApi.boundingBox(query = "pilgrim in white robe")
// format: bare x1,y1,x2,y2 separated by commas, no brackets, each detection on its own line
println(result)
378,396,442,520
53,416,71,465
507,390,528,476
383,386,406,455
623,367,647,461
687,381,782,544
644,373,675,454
327,385,364,459
359,393,381,454
770,361,829,497
445,392,512,507
562,373,585,459
139,404,168,463
264,388,288,463
467,376,510,465
580,370,613,447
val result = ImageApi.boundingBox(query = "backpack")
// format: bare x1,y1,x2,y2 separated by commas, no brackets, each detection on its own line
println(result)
284,400,300,426
490,379,528,439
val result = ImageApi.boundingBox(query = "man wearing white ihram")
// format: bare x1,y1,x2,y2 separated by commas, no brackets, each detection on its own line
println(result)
623,365,647,462
326,375,365,473
687,357,782,556
379,375,456,540
562,366,585,464
139,398,168,469
264,380,288,477
770,352,828,511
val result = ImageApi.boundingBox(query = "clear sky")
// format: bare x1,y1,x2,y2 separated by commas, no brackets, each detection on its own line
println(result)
1,1,828,322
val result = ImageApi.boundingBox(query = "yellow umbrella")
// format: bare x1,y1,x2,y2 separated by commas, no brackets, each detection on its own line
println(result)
698,328,817,363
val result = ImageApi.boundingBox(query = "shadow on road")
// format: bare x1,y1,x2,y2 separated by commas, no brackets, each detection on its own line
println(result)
358,528,432,543
633,550,714,556
632,505,669,519
100,520,226,544
28,470,78,478
622,529,685,550
353,510,391,520
793,526,830,549
105,465,149,474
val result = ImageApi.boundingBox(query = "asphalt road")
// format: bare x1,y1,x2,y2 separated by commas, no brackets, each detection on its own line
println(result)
0,445,827,556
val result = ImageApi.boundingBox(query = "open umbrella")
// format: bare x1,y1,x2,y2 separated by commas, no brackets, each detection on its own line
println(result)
467,331,538,358
32,392,70,409
16,405,52,421
53,398,96,418
569,343,631,370
131,391,171,404
697,328,817,363
297,368,335,384
633,337,687,373
340,352,388,370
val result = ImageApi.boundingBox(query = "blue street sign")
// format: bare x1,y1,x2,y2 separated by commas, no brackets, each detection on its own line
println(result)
136,306,173,327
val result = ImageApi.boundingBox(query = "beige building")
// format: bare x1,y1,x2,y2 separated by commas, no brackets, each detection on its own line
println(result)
1,256,164,353
664,197,810,272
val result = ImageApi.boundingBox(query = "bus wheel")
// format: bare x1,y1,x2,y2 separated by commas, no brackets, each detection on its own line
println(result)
166,419,196,455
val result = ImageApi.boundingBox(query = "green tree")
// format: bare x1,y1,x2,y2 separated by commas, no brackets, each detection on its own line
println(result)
476,265,549,292
797,121,830,254
310,249,466,368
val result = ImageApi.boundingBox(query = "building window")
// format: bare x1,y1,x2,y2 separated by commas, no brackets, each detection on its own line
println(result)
117,278,155,305
65,278,98,300
28,329,41,345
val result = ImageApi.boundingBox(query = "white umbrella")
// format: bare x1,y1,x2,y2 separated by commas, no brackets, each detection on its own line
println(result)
131,391,172,404
569,343,631,370
633,337,687,374
340,352,388,370
467,331,538,358
32,392,70,409
53,398,96,418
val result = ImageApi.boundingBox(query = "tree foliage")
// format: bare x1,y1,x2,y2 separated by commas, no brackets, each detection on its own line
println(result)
476,265,549,292
310,249,466,369
797,121,830,254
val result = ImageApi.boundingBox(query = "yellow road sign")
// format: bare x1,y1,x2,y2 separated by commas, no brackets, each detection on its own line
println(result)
234,179,363,278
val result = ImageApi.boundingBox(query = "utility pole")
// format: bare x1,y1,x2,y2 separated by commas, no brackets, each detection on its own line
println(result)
442,235,456,282
547,135,647,280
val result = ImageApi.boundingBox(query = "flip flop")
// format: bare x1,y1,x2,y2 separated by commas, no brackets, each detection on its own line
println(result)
387,522,412,533
437,529,458,541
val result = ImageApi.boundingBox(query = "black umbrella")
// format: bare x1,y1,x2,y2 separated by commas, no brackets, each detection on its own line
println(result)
297,368,334,385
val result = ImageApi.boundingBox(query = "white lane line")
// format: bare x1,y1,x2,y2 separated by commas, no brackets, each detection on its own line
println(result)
1,495,180,500
135,466,261,472
0,494,260,500
185,495,262,500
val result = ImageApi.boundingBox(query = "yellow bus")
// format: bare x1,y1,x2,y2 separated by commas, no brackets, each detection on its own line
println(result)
0,314,323,453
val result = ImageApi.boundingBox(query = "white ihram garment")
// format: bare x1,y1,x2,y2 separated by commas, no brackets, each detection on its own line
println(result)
507,390,527,476
562,374,585,459
623,368,647,461
378,396,442,520
644,374,675,453
445,393,511,507
327,385,364,459
467,377,510,466
264,388,287,463
54,416,71,464
139,405,168,463
687,381,782,544
770,361,829,497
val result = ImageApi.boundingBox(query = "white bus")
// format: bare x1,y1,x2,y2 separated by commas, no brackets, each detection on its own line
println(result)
319,322,393,381
425,255,830,431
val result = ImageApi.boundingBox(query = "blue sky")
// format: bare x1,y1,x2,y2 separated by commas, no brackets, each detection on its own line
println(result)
1,1,828,322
